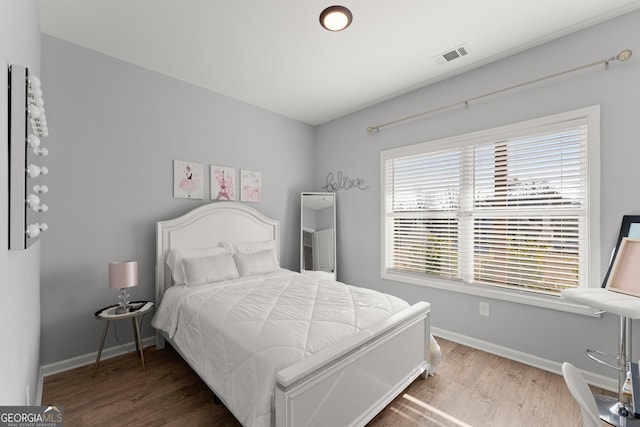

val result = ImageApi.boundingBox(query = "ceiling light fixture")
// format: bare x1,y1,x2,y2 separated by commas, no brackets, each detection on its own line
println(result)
319,6,352,32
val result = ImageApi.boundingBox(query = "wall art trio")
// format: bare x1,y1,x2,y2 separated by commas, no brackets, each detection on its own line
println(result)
173,160,262,203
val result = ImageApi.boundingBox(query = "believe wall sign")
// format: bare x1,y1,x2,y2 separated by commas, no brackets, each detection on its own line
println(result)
322,171,369,192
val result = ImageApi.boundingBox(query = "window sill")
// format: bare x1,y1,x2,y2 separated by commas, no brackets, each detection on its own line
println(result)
382,270,602,317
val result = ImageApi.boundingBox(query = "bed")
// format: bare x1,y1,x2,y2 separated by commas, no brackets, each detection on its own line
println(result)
151,201,438,427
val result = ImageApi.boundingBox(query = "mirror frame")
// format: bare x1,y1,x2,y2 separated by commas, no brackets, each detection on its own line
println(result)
300,192,336,279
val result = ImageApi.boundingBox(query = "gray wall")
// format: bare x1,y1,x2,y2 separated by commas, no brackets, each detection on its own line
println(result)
315,9,640,380
0,0,42,405
39,36,316,365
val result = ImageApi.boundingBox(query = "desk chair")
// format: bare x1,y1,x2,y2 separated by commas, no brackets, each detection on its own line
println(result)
562,362,601,427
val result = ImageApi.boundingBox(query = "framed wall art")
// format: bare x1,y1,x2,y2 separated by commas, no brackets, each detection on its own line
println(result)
211,165,236,200
173,160,203,199
240,169,262,202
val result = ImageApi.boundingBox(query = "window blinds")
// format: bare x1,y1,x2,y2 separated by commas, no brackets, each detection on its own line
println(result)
384,120,589,295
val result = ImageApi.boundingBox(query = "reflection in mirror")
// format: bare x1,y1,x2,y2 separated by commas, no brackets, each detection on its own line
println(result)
301,192,336,280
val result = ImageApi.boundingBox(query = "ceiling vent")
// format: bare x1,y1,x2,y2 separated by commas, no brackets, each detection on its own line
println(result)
433,44,470,64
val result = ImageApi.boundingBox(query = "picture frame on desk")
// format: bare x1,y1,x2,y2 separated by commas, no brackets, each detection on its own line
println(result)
602,215,640,288
605,238,640,297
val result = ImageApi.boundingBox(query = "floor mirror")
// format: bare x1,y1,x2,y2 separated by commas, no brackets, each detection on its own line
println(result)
300,192,336,280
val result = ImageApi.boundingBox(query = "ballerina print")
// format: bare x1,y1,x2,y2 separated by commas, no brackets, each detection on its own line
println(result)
173,160,203,199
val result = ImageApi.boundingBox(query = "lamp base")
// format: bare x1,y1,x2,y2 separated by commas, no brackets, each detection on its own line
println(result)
115,305,130,314
116,288,131,314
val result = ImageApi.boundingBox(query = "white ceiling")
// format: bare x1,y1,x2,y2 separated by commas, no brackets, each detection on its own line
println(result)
38,0,640,126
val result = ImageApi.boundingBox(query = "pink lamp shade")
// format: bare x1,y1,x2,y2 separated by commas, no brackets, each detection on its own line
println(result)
109,261,139,289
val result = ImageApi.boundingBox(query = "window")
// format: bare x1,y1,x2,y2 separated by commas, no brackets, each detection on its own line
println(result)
381,106,600,297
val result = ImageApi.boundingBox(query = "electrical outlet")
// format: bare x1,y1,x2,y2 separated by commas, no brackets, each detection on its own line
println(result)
479,302,490,317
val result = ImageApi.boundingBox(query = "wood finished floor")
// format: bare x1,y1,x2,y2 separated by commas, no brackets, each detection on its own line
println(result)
42,337,613,426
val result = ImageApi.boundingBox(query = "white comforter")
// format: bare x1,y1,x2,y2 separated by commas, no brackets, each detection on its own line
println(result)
151,269,426,427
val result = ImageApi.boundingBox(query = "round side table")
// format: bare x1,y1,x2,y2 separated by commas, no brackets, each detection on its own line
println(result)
93,301,154,377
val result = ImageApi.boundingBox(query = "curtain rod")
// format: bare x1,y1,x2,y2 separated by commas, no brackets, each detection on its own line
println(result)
367,49,633,133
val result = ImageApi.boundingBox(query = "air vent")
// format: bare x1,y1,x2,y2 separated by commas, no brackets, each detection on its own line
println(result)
433,44,470,64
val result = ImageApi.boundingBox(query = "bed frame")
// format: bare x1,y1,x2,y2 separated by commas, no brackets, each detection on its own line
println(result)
155,201,432,427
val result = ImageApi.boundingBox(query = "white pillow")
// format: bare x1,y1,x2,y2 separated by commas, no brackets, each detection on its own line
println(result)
183,253,240,287
222,240,276,254
166,246,227,285
234,249,280,277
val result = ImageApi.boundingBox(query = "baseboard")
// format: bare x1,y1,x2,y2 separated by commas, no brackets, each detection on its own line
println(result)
40,336,155,378
432,327,617,392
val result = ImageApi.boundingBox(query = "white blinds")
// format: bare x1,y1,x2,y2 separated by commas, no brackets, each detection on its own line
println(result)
384,120,589,295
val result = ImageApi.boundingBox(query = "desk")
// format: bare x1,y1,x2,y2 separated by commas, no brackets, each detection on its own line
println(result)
93,301,153,377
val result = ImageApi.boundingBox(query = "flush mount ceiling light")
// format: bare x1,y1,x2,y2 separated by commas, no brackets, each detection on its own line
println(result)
319,5,352,32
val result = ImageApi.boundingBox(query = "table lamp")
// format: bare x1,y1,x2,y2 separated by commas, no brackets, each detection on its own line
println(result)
109,261,138,314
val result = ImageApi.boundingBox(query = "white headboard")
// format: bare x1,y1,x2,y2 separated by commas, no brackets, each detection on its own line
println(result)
155,201,280,303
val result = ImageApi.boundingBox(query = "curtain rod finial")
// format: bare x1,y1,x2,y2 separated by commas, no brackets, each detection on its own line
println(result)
617,49,633,61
